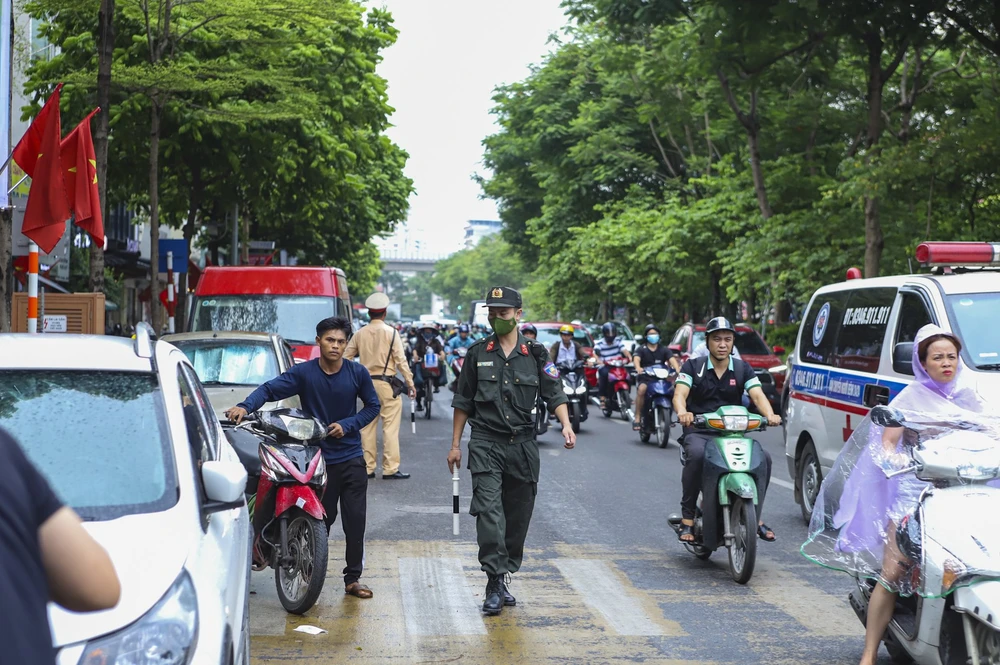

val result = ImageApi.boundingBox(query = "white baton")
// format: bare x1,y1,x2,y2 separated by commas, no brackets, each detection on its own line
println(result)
452,468,460,536
411,397,416,434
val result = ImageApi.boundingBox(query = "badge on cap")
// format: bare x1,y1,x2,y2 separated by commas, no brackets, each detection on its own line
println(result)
486,340,495,352
491,287,503,299
520,343,528,355
730,379,737,386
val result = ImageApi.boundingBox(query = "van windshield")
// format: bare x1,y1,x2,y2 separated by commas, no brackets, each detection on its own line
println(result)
191,295,343,345
948,293,1000,370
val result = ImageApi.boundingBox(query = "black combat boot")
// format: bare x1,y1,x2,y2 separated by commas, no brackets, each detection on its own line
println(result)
502,574,516,606
482,575,504,616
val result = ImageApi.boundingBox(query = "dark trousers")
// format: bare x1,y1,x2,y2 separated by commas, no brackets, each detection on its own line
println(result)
321,455,369,585
680,431,772,520
597,365,611,399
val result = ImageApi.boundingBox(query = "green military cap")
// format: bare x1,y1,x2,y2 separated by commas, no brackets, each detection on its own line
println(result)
485,285,521,308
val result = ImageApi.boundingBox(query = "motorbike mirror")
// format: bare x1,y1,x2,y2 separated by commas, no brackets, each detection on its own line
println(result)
202,460,247,512
634,335,644,344
870,405,905,428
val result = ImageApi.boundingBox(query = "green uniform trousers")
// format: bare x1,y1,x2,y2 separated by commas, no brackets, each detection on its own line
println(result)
467,430,540,576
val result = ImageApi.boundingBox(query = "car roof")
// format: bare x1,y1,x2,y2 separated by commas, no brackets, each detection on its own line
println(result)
161,331,279,344
0,334,155,372
812,271,1000,296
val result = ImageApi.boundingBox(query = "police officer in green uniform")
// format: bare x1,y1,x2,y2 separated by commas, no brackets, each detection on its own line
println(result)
448,286,576,616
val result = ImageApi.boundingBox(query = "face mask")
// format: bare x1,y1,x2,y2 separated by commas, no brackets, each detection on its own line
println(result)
422,332,433,341
490,317,518,336
647,334,660,345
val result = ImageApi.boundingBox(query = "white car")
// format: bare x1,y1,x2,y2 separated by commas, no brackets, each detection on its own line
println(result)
0,325,251,665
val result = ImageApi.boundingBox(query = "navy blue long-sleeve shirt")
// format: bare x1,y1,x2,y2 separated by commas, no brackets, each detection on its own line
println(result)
237,359,381,465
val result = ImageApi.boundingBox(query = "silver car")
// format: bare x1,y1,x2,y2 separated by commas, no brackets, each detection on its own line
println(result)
162,331,300,419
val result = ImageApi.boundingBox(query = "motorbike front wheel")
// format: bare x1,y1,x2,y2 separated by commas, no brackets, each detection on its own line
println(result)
655,406,669,448
728,498,757,585
424,384,433,419
275,512,329,614
569,401,581,433
616,390,632,422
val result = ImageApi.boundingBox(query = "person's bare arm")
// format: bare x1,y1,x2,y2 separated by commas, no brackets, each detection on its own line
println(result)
39,507,120,612
673,383,692,426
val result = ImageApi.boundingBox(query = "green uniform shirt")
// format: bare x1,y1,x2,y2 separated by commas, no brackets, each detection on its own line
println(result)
451,333,568,436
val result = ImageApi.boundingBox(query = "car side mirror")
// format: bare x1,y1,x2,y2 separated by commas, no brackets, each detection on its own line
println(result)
773,345,785,355
202,460,247,513
893,342,914,376
634,335,643,344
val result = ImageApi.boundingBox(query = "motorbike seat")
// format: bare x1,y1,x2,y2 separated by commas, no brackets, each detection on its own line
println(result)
224,426,263,476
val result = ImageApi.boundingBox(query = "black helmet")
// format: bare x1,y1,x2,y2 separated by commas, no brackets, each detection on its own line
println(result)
458,323,470,333
705,317,736,336
520,323,537,335
601,322,616,339
643,323,659,336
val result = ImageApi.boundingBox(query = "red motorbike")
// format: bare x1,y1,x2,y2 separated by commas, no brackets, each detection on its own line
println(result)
600,358,634,422
224,408,329,614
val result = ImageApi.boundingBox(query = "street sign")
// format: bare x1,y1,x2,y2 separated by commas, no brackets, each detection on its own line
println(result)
42,315,68,333
158,239,188,273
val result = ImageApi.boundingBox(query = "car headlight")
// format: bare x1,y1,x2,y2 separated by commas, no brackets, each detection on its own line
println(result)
78,570,198,665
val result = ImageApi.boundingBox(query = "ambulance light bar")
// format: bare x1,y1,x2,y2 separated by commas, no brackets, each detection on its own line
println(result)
915,242,1000,267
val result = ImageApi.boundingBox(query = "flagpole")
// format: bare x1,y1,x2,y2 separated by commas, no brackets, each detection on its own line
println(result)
27,243,39,333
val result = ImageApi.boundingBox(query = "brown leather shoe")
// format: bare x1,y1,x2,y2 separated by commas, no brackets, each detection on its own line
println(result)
345,582,373,599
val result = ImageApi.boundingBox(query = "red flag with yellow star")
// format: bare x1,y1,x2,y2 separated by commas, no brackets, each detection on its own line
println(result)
12,83,63,178
60,108,103,247
19,86,72,253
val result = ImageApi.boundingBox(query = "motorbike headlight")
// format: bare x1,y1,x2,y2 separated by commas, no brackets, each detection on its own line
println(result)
576,385,588,394
722,415,749,431
260,445,293,482
563,385,574,395
78,570,198,665
279,415,322,441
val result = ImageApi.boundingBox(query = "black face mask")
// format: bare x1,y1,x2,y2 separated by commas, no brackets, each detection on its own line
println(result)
604,335,615,343
422,332,433,341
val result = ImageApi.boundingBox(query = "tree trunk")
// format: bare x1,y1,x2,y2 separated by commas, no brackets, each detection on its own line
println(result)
746,128,774,219
863,32,886,278
240,203,250,265
0,207,12,332
149,101,162,332
90,0,114,294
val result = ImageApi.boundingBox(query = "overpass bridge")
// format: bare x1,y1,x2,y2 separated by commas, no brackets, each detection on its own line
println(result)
380,255,440,273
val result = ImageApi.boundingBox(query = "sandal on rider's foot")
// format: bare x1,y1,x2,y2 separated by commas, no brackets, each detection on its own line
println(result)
757,523,776,542
678,523,695,543
632,421,641,431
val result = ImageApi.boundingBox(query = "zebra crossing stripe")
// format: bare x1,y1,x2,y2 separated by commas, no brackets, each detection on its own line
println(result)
398,556,487,636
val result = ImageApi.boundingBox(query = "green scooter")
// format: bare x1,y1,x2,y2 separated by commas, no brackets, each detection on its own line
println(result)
668,405,769,584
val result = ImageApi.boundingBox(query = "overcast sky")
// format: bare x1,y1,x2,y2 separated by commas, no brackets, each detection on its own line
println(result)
372,0,569,257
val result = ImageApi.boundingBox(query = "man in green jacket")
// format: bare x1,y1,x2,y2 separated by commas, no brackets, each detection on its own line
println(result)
448,286,576,616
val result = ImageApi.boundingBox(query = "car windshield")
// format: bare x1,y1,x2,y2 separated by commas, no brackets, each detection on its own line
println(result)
535,327,592,348
0,371,176,521
947,293,1000,370
191,295,341,345
692,329,772,355
173,340,280,385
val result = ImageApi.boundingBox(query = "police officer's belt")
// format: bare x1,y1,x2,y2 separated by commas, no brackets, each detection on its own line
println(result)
471,428,535,445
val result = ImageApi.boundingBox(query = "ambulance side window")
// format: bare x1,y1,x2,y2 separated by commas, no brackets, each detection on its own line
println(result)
833,288,897,373
799,292,849,366
895,292,934,345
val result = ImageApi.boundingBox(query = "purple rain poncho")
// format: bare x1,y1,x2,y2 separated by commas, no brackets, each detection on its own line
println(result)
801,324,1000,596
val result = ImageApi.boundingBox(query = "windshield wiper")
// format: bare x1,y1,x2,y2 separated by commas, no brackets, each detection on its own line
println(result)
200,380,255,386
975,363,1000,371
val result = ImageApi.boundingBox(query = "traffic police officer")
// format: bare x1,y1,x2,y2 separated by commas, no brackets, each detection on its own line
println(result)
448,286,576,616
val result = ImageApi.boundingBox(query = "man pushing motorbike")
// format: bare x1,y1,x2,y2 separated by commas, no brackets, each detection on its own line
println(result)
672,317,781,543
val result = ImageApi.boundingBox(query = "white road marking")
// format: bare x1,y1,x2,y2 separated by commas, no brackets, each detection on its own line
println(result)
771,477,794,490
398,557,487,636
553,558,665,636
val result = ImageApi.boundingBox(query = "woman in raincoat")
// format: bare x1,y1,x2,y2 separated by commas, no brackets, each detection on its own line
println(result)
802,324,995,665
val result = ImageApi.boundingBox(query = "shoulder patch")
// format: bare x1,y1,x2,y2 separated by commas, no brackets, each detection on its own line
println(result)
486,340,495,352
520,343,528,355
543,362,560,379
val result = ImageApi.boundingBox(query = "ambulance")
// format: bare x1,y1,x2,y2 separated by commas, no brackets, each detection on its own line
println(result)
784,242,1000,523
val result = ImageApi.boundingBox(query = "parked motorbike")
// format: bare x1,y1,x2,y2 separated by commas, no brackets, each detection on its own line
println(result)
223,408,329,614
668,406,768,584
447,346,468,392
600,358,634,422
639,364,676,448
846,406,1000,665
557,359,590,433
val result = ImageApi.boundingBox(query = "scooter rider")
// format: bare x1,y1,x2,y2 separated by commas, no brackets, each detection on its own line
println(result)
593,322,632,411
446,324,475,362
672,317,780,543
632,324,681,431
520,323,537,341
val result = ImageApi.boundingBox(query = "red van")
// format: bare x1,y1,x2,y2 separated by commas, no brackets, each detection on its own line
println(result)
189,266,352,361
